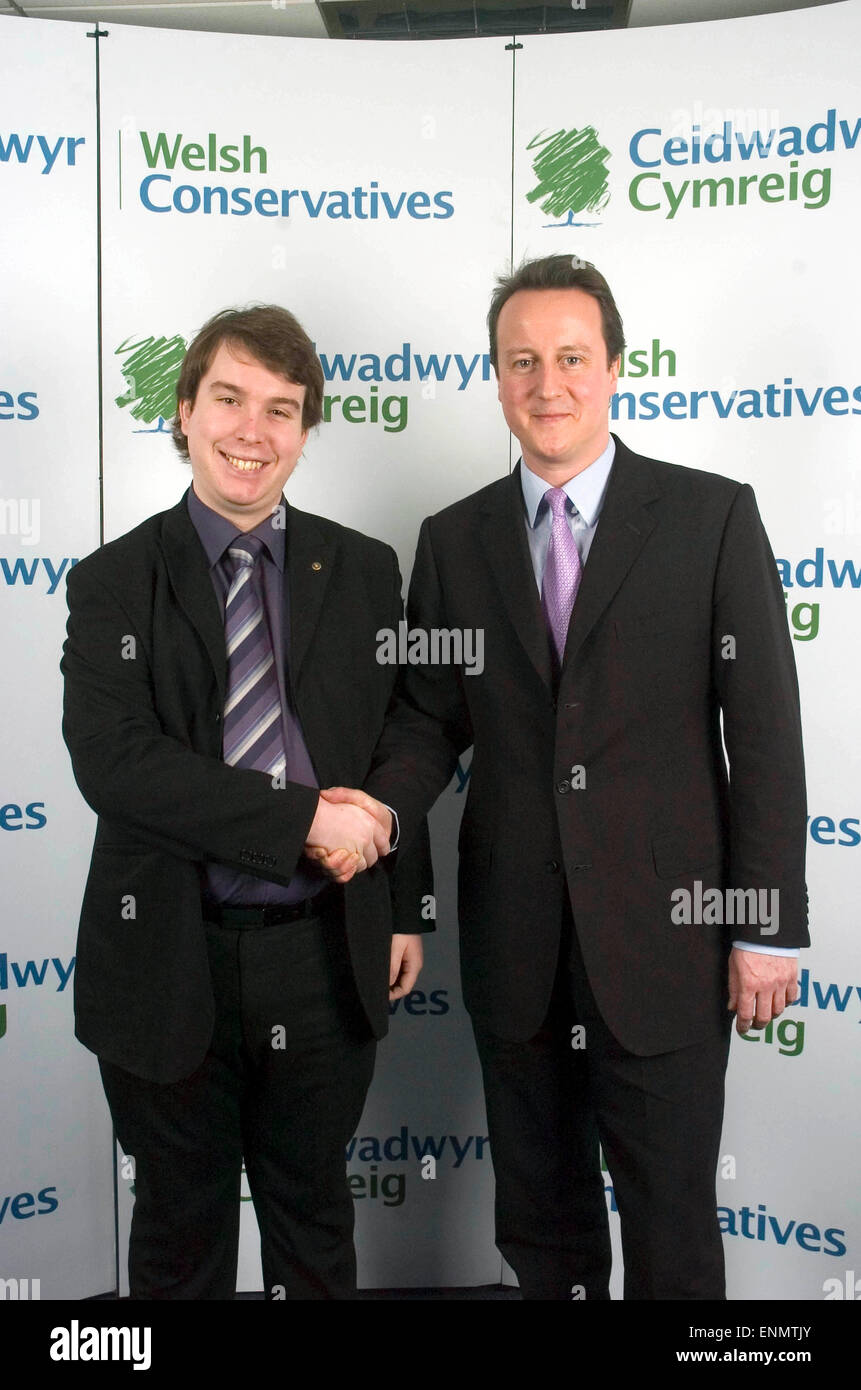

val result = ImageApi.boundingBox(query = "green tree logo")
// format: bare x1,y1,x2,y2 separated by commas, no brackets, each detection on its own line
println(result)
115,334,187,434
526,125,611,226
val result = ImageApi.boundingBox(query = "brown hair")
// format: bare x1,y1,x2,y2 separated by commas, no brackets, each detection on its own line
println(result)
172,304,324,456
487,254,625,371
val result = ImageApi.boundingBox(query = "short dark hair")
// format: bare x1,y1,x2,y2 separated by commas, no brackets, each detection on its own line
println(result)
487,254,625,371
171,304,324,456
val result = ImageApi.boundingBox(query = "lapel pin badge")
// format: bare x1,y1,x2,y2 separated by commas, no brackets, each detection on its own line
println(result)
311,560,322,571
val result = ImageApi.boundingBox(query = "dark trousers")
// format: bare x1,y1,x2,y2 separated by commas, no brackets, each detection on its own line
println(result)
473,906,732,1300
100,900,376,1300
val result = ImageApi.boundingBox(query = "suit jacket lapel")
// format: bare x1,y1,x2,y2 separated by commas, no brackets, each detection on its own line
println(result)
285,505,336,687
161,497,227,703
563,435,662,670
479,463,554,691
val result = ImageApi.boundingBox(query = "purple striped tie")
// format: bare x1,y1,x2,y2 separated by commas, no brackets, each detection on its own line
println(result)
222,536,286,780
541,487,582,665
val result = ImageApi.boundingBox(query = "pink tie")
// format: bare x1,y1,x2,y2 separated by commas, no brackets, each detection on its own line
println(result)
541,487,582,665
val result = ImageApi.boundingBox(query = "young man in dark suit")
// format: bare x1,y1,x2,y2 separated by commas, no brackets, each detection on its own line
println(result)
62,305,429,1299
327,255,808,1299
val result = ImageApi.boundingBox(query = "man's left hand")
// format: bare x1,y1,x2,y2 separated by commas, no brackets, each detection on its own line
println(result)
390,934,424,1001
304,787,393,882
728,948,799,1035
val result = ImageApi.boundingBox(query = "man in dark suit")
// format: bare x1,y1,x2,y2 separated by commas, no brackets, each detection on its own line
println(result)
61,305,430,1300
327,254,808,1299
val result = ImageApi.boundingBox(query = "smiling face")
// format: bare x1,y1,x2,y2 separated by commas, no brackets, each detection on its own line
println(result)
496,287,620,483
179,341,308,531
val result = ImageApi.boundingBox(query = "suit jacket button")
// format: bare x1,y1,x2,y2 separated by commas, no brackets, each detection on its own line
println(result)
546,859,560,873
556,779,571,795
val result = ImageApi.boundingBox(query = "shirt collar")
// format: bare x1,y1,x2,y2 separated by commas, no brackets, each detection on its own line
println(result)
520,436,616,529
186,484,286,572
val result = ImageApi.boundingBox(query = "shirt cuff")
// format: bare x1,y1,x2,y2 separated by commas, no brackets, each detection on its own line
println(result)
382,804,399,853
732,941,799,956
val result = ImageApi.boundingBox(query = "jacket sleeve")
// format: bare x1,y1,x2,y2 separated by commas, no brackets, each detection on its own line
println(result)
365,516,473,854
712,483,809,946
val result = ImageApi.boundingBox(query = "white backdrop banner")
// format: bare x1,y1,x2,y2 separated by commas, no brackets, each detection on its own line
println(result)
96,23,512,1292
512,0,861,1300
0,16,112,1301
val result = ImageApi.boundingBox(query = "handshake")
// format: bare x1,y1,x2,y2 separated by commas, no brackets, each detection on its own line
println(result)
304,786,394,885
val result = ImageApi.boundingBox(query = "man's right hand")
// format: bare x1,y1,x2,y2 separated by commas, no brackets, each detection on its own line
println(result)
304,795,391,885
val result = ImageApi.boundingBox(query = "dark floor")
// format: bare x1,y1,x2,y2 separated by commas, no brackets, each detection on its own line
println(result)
91,1284,519,1300
358,1285,519,1300
237,1284,519,1300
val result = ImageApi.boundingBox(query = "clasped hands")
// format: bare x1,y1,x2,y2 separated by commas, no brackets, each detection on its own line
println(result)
305,786,392,885
305,788,423,1001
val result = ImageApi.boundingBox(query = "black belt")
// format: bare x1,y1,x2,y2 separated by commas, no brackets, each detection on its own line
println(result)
202,886,337,929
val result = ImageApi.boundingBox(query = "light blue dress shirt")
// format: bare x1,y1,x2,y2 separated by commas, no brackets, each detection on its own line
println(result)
520,437,615,588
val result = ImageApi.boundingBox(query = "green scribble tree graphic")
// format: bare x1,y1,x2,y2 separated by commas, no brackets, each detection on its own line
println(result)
115,334,188,431
526,126,611,224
